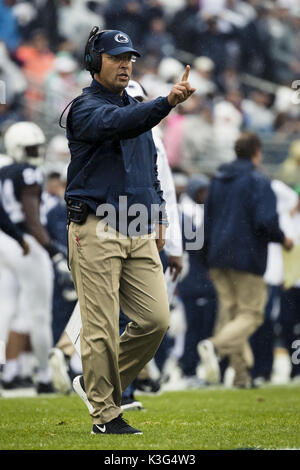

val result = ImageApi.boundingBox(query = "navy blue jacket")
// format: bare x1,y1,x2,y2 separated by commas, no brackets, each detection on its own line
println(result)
204,159,284,276
65,79,173,233
178,212,216,299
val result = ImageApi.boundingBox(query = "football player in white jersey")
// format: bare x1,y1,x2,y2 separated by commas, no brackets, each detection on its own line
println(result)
0,122,67,393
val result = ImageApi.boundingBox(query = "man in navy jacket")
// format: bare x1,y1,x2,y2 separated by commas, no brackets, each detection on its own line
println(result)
66,28,195,435
198,132,293,388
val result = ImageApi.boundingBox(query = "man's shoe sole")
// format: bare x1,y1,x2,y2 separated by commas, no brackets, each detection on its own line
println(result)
91,424,143,435
91,430,143,435
73,376,95,414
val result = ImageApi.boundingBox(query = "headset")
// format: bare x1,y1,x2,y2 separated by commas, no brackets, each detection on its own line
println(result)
84,26,112,75
60,27,111,128
60,27,109,128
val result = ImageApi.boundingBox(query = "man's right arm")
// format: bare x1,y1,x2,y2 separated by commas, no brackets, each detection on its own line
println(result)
70,96,173,142
70,66,195,142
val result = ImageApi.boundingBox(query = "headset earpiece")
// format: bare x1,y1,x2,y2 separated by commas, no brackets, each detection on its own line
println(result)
84,28,111,75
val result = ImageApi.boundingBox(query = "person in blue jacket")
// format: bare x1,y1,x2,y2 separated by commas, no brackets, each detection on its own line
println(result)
198,131,294,388
65,27,195,435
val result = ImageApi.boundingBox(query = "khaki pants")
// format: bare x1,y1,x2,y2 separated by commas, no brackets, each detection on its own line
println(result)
56,330,76,358
68,215,169,424
209,268,267,386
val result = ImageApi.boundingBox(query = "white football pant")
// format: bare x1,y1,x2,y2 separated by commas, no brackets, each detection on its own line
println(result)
0,232,54,369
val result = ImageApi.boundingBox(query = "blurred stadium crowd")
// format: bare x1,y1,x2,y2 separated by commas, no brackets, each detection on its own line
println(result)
1,0,300,174
0,0,300,396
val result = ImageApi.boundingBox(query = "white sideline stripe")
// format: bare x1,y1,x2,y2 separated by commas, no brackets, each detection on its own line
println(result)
0,388,37,398
0,389,64,398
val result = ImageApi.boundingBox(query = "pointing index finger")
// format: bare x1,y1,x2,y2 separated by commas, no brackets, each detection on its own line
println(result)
181,65,190,82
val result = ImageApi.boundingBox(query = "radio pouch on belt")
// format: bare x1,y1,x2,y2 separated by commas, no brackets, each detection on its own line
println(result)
67,199,90,224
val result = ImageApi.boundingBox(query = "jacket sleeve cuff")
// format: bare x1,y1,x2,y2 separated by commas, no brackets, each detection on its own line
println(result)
161,96,175,111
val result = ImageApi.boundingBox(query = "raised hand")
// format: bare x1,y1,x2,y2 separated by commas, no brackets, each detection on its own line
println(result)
181,64,191,82
168,65,196,107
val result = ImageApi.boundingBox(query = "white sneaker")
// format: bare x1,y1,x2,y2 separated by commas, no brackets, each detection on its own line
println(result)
197,340,220,385
121,396,144,411
49,348,71,394
73,375,95,414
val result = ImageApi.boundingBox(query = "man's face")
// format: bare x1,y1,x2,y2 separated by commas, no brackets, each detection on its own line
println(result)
46,177,65,197
96,53,134,94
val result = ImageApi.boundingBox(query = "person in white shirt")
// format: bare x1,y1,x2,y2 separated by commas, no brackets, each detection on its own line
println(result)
252,180,299,385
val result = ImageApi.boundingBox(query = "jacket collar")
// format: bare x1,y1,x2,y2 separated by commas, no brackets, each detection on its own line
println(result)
85,79,130,105
215,159,256,181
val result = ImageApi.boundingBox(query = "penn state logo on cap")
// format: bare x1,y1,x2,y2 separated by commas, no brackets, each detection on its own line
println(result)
114,33,129,44
93,29,141,57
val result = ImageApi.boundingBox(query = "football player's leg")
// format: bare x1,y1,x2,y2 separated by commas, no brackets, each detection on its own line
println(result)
0,266,18,345
19,236,54,380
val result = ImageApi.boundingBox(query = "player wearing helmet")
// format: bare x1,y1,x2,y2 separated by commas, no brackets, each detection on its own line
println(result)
0,121,67,393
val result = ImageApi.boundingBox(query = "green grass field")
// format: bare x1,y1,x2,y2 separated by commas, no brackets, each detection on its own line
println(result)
1,385,300,450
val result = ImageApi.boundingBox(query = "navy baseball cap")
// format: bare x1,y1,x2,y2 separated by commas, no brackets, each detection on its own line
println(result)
94,30,141,57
